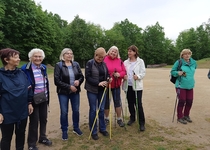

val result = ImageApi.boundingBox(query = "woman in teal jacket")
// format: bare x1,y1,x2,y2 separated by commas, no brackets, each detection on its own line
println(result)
170,49,197,124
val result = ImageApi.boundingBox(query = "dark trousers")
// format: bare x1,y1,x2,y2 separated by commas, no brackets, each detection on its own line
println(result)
176,88,193,119
127,86,145,125
0,118,27,150
28,101,48,147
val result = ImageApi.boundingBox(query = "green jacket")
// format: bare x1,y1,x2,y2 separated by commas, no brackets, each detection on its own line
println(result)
170,58,197,89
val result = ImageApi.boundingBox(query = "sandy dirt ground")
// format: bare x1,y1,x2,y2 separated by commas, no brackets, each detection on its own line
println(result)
9,68,210,149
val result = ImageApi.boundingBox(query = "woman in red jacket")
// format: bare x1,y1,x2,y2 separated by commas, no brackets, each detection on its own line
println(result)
103,46,126,127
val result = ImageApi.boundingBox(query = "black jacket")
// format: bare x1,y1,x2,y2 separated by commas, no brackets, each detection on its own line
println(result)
54,61,84,94
84,59,109,93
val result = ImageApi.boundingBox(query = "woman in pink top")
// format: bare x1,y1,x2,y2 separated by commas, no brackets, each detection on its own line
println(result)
103,46,126,127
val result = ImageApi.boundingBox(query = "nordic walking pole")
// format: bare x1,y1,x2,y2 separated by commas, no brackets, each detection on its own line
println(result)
114,69,117,128
109,82,112,140
120,95,126,130
172,95,178,122
172,87,180,122
124,79,128,118
134,72,140,130
88,86,107,140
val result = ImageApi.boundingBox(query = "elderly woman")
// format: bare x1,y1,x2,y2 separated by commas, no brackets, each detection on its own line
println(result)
122,45,146,131
21,48,52,150
85,47,110,140
103,46,126,127
54,48,84,140
170,49,197,124
0,48,33,150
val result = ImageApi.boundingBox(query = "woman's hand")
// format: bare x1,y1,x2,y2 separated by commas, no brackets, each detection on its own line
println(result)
70,85,77,92
133,74,138,80
99,81,107,87
74,80,80,87
0,113,4,124
28,104,33,115
124,75,128,80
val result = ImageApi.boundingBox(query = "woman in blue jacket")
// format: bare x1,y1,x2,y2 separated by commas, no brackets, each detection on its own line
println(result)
0,48,33,150
21,48,52,150
170,49,197,124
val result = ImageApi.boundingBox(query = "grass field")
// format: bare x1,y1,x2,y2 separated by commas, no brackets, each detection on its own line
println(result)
0,58,209,73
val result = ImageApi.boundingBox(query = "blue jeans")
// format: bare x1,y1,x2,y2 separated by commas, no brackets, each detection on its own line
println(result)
87,91,106,135
58,93,80,132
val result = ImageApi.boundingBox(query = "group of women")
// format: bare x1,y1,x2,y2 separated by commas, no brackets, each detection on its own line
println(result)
0,44,167,149
54,45,146,141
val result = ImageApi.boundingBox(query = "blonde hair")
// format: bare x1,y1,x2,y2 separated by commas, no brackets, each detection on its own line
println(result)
106,46,121,58
94,47,106,57
180,49,192,58
59,48,74,61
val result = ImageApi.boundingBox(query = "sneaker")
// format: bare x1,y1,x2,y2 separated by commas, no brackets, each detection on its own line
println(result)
184,116,192,123
38,139,52,146
91,134,99,140
73,128,83,136
177,118,187,124
117,119,125,127
99,130,109,136
28,146,38,150
127,120,135,126
62,131,68,140
105,118,109,126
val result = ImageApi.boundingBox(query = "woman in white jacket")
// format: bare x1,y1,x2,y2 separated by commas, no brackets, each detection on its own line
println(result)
122,45,146,131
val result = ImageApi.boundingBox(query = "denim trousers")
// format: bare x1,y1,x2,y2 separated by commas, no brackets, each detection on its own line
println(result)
87,90,106,135
1,118,27,150
58,93,80,132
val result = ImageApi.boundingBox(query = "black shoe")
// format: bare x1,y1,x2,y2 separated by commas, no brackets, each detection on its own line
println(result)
117,119,125,127
91,134,99,140
127,120,135,126
140,125,145,131
28,146,38,150
184,116,192,123
38,139,52,146
99,130,109,136
177,118,187,124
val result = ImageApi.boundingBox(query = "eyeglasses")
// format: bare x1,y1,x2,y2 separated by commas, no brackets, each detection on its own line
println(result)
65,53,73,55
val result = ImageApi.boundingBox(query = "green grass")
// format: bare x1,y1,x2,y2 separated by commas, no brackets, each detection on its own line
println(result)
165,58,210,69
49,119,203,150
1,58,210,72
0,61,54,74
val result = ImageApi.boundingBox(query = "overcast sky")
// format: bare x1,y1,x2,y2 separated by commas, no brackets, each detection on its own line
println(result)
34,0,210,40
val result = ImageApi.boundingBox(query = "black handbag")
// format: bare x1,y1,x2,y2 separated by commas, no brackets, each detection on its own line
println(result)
170,59,182,84
170,76,177,84
33,91,47,105
207,70,210,79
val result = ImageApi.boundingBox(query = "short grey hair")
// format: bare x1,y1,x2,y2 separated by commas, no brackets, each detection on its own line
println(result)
28,48,45,61
107,46,121,58
59,48,74,61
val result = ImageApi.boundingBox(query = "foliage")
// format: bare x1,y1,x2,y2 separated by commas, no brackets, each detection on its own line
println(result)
0,1,209,66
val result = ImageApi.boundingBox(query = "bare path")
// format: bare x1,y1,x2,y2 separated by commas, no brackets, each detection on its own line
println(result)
9,68,210,149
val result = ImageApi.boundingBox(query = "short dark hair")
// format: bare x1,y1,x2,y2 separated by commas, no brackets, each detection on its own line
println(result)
0,48,20,66
128,45,139,58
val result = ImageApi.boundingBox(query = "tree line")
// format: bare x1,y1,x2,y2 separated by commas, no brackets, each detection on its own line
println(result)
0,0,210,67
